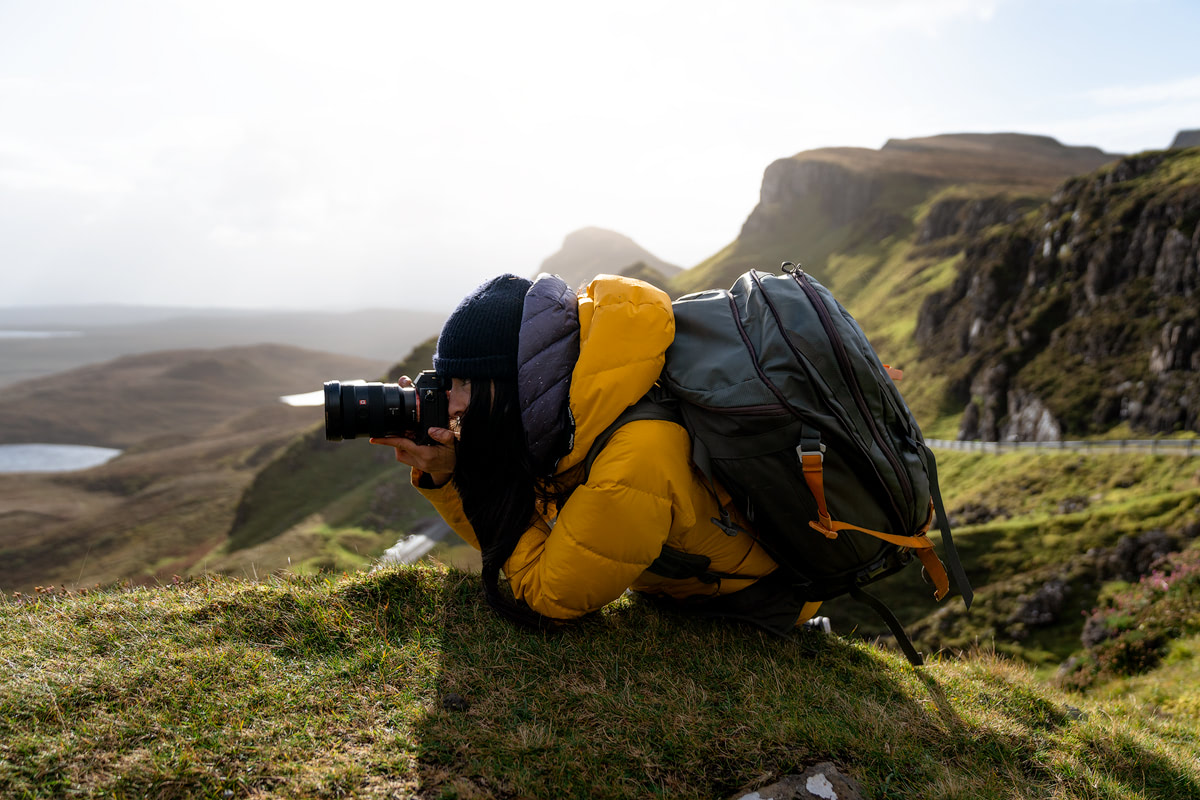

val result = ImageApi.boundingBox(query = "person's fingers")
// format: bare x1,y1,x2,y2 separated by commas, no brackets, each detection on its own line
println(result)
368,435,454,472
426,427,456,445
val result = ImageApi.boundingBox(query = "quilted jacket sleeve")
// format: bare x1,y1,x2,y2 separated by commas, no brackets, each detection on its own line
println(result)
410,469,481,551
412,419,696,620
503,419,695,619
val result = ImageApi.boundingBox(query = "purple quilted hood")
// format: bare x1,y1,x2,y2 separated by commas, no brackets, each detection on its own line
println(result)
517,274,580,475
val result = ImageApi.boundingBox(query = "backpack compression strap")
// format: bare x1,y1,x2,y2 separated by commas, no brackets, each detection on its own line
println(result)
924,444,974,608
799,427,954,603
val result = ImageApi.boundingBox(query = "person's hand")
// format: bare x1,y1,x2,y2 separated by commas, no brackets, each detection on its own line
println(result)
370,426,456,472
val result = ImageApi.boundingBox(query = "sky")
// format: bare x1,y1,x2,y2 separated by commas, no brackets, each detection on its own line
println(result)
2,0,1199,313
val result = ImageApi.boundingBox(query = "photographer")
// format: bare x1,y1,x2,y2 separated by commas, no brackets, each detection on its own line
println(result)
371,273,820,631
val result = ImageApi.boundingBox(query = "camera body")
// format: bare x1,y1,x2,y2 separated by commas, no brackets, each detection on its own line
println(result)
323,370,450,445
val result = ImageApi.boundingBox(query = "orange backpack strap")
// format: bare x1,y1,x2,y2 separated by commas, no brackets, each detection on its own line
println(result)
800,436,953,602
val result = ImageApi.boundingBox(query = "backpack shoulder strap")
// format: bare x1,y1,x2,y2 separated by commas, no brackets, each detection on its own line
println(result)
580,389,743,583
581,387,681,480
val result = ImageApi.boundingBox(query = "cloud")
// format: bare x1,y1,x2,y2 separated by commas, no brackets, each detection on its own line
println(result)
1086,74,1200,107
1,0,1196,312
821,0,1000,35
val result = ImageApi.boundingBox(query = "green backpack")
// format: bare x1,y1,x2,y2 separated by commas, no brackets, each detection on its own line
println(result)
588,264,972,664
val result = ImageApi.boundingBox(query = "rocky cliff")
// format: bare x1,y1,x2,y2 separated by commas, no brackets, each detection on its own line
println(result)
1172,129,1200,149
681,133,1118,297
916,148,1200,440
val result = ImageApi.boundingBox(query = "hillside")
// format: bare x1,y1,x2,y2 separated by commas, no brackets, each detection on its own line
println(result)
0,344,402,593
537,227,682,290
0,343,387,448
824,448,1200,665
916,147,1200,440
3,565,1198,799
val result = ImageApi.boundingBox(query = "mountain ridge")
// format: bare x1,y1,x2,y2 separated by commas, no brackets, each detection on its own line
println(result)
675,132,1121,298
536,226,681,290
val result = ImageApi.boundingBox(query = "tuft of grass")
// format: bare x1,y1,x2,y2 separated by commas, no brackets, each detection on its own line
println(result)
2,566,1199,799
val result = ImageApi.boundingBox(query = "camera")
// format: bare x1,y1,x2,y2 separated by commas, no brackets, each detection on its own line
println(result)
323,370,450,445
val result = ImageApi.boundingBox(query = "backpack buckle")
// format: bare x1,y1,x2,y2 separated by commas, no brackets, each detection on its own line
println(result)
710,508,745,537
799,441,826,468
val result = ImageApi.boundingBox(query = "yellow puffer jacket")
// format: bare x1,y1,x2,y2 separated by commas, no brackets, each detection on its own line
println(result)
413,275,782,619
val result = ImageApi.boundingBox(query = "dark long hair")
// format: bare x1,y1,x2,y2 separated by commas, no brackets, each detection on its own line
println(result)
453,377,572,629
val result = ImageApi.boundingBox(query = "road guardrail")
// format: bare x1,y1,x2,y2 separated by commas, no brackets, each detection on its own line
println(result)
926,438,1198,457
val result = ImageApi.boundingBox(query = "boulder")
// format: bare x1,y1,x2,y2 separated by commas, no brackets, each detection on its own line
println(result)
731,763,865,800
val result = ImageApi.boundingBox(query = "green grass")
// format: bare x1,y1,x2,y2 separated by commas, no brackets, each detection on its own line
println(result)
3,566,1199,799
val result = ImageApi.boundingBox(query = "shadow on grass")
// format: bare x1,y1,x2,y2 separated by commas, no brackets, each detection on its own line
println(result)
398,569,1200,800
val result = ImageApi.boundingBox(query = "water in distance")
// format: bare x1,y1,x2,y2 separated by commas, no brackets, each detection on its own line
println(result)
0,444,122,473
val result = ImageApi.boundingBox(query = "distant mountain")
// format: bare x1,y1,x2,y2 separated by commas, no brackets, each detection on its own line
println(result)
1172,129,1200,149
677,133,1119,297
0,306,443,388
536,227,681,290
915,147,1200,440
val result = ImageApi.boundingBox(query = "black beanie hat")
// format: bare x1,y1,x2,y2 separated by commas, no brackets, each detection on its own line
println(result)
433,274,532,379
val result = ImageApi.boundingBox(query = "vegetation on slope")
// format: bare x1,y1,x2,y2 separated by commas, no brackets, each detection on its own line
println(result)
1059,542,1200,691
217,338,443,575
4,566,1199,799
827,449,1200,666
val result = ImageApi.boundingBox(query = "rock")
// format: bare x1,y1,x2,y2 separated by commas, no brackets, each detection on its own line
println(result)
1065,704,1089,721
963,363,1010,441
1057,495,1091,514
1104,530,1175,582
742,159,881,240
731,763,865,800
948,502,1006,527
917,196,1031,244
1007,579,1070,637
958,400,981,441
1000,390,1062,442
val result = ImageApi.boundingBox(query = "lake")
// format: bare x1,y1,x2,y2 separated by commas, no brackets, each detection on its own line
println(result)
0,444,122,473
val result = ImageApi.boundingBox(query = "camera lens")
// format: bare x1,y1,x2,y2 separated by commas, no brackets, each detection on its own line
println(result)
323,381,418,441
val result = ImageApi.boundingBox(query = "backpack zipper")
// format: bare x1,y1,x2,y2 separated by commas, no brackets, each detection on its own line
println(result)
776,269,915,513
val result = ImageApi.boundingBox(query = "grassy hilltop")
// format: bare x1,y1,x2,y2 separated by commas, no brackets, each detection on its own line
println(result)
4,564,1200,800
